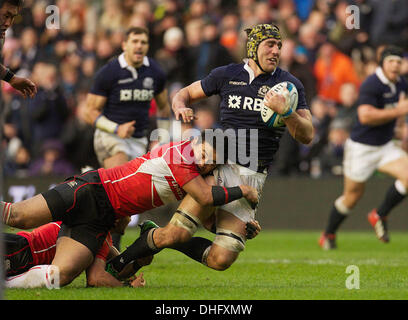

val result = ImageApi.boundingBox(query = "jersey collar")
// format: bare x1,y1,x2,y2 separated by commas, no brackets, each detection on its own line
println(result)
243,58,276,84
118,53,150,79
376,66,399,94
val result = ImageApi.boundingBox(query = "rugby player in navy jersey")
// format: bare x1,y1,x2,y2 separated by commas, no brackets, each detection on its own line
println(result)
319,46,408,250
107,24,314,274
85,26,171,248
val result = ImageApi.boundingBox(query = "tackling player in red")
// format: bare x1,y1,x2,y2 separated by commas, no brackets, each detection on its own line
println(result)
1,130,259,288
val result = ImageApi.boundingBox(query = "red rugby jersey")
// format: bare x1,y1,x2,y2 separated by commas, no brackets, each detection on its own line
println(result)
17,223,112,265
98,140,200,217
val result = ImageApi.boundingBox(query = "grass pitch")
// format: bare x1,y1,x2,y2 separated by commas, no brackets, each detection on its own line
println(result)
5,228,408,300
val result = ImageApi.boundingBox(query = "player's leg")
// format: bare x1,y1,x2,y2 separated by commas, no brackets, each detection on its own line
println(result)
320,138,375,249
320,176,365,249
1,194,53,229
51,236,94,287
5,265,60,289
5,236,94,288
368,155,408,241
205,209,246,270
108,192,216,273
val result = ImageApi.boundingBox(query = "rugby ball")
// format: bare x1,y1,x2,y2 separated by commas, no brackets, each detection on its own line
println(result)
260,81,298,127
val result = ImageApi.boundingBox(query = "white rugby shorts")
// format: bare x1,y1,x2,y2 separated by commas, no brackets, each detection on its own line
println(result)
93,128,148,165
343,138,408,182
213,164,267,222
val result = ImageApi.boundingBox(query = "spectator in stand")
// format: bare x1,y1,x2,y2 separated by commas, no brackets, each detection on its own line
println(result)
320,118,350,176
314,41,361,104
335,82,359,130
279,38,316,106
155,26,189,88
61,92,99,172
28,139,75,177
189,18,234,81
98,0,124,34
369,0,408,47
4,139,31,178
298,23,321,64
28,63,70,158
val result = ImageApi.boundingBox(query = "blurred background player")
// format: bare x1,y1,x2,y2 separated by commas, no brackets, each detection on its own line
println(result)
85,26,171,249
319,46,408,249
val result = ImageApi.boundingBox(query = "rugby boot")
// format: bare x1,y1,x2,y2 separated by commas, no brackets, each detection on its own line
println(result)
139,220,159,235
368,209,389,243
318,232,337,250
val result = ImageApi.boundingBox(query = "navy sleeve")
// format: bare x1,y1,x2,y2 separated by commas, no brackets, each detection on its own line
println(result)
90,64,114,97
200,65,228,96
357,77,380,107
293,78,308,111
155,68,167,95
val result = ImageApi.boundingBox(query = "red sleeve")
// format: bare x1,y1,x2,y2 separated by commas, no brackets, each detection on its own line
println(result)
167,162,200,187
95,232,113,261
166,142,200,187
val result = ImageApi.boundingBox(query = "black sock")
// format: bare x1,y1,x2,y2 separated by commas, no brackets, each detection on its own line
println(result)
325,205,347,235
171,237,212,264
132,260,142,273
110,229,161,272
377,183,406,218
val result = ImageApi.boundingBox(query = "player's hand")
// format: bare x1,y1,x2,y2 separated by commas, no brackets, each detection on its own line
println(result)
174,107,196,123
239,185,258,206
117,120,136,138
130,272,146,288
396,92,408,115
246,219,261,239
9,76,37,99
263,88,290,115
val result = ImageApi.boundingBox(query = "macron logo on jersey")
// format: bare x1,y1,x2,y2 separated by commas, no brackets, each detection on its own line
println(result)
120,89,155,102
228,95,264,112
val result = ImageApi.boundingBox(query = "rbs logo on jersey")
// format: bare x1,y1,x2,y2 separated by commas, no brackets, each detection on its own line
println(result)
120,89,154,102
228,95,263,112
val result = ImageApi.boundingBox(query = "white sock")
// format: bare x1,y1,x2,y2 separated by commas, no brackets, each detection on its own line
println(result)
334,196,351,215
5,265,60,289
395,180,407,195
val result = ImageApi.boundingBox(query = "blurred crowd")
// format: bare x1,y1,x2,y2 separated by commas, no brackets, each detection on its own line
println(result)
1,0,408,179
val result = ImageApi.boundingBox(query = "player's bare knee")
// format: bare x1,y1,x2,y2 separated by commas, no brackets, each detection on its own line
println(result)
156,225,192,247
206,229,245,271
57,267,76,287
207,252,235,271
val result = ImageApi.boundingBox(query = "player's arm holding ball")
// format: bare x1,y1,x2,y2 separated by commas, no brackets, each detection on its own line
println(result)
263,87,314,144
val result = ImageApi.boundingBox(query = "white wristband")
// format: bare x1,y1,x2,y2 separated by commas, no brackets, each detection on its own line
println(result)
94,115,119,134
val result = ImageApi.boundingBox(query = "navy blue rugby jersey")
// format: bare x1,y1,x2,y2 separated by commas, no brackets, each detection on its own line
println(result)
90,53,166,138
350,67,408,146
200,61,308,169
